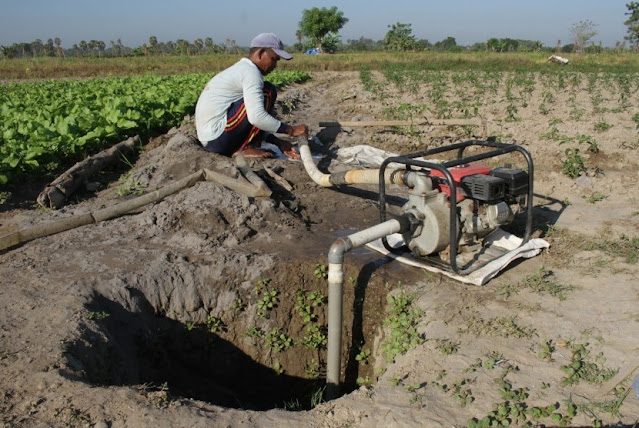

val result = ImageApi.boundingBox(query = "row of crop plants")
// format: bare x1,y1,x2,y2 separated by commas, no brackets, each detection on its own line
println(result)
0,70,311,186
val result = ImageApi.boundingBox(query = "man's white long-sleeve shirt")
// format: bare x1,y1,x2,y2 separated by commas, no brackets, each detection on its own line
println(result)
195,58,282,145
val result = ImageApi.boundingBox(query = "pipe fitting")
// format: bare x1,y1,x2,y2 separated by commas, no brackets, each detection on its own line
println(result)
325,216,412,399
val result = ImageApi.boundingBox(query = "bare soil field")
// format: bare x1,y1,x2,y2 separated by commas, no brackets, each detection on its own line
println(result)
1,70,639,427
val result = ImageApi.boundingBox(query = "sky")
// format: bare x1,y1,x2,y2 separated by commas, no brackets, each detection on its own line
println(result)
0,0,632,49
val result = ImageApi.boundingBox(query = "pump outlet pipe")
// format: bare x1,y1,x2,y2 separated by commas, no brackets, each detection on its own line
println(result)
326,214,414,399
297,137,406,188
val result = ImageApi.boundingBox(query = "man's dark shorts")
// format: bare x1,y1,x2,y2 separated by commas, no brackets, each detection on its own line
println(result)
204,81,277,156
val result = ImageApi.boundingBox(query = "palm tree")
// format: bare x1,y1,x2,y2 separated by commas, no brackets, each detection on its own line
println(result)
97,41,105,58
45,39,55,57
193,38,203,55
30,39,43,57
177,39,189,55
116,38,125,56
204,37,214,53
110,40,119,57
79,40,88,57
54,38,65,57
149,36,158,55
224,38,239,54
88,40,97,57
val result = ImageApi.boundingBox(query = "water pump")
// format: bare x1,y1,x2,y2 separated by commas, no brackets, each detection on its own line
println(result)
298,138,534,398
378,140,533,274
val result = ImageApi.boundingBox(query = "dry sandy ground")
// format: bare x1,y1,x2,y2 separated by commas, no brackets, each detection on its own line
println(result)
1,70,639,427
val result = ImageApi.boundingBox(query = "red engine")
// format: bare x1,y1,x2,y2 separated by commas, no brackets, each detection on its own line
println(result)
429,163,528,202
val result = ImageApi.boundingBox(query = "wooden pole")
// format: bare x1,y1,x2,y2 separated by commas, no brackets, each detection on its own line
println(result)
319,119,488,139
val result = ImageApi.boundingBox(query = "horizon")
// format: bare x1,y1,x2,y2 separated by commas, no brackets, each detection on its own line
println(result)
0,1,632,49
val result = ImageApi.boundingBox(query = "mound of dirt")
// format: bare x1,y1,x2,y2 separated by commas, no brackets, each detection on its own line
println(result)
1,71,638,427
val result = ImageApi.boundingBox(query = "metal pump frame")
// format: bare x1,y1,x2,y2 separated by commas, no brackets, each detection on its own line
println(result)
378,140,535,275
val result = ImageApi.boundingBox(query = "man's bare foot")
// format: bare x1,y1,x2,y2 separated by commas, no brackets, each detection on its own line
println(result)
235,147,274,158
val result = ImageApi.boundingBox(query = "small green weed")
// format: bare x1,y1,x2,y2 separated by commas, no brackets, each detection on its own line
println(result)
578,134,600,154
254,277,271,294
498,378,529,402
304,358,320,378
313,264,328,279
232,298,245,313
483,351,505,370
562,148,586,178
116,171,146,197
594,121,612,132
355,348,371,365
245,326,264,339
540,118,564,141
437,339,459,355
537,339,556,361
560,343,618,386
505,103,519,122
570,106,585,121
389,374,404,386
265,328,293,352
302,324,327,349
87,311,110,320
257,288,279,318
451,378,475,407
583,192,608,204
310,386,325,408
205,315,226,333
295,289,324,323
356,376,372,386
273,361,284,375
381,292,424,363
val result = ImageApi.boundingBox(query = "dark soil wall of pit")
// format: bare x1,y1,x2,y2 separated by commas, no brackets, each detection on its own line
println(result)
64,256,395,410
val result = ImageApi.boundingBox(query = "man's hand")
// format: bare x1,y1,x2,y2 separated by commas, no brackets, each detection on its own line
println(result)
286,124,309,138
276,140,301,159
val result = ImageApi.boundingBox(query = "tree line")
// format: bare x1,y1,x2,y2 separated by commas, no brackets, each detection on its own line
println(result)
2,4,638,60
0,36,244,59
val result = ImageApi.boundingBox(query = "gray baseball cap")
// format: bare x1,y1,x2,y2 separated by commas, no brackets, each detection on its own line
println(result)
250,33,292,60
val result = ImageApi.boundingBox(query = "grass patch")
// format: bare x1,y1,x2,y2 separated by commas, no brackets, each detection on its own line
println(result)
584,234,639,264
576,386,631,421
381,291,424,363
499,266,575,300
458,315,536,339
583,192,608,204
544,227,639,268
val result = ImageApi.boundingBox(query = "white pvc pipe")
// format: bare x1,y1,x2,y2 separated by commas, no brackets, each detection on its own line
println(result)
325,217,408,399
297,138,406,188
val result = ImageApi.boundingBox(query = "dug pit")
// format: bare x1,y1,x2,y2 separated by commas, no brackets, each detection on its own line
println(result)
63,256,404,410
39,133,424,411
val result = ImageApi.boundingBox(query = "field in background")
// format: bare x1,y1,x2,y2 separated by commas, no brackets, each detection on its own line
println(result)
1,51,639,80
